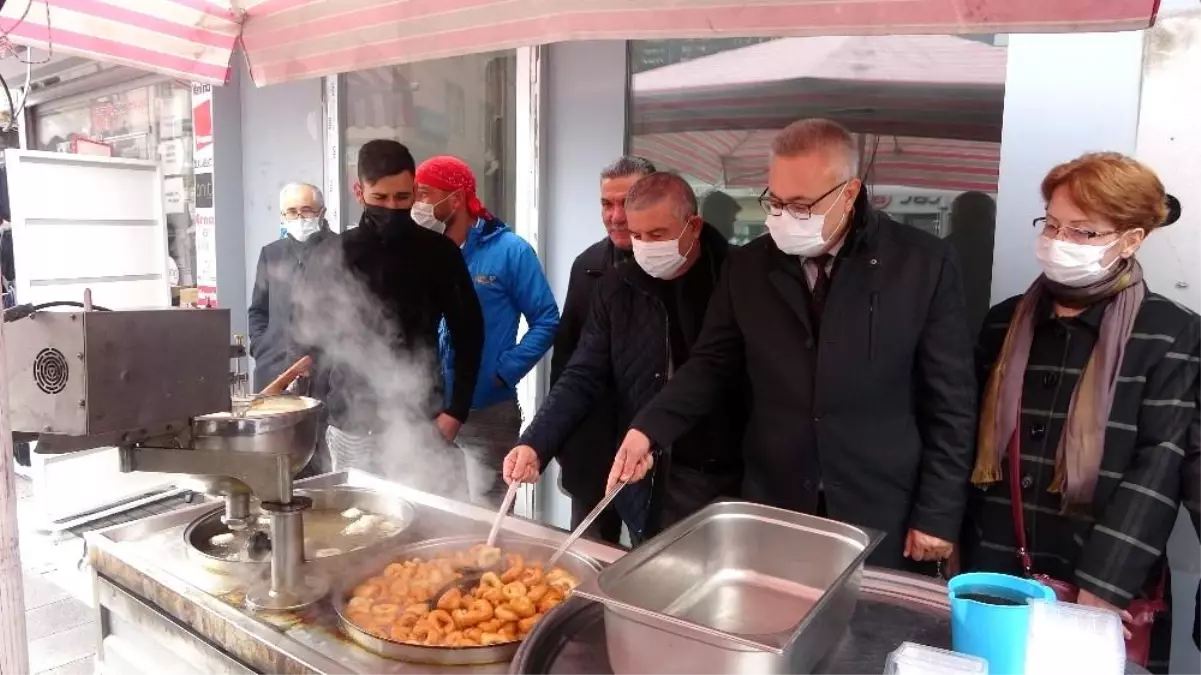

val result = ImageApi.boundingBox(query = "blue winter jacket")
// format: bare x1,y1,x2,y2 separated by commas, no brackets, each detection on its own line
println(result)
440,216,559,411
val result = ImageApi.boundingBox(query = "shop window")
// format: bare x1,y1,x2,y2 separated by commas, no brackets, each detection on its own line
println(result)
342,51,517,228
31,81,197,298
628,36,1007,333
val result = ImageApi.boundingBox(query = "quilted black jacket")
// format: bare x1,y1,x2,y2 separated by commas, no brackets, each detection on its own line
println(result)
520,225,742,529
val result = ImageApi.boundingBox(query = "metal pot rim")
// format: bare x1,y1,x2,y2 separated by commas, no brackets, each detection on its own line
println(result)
192,395,323,437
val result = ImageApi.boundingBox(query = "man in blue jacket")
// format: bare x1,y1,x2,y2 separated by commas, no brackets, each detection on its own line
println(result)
414,156,560,507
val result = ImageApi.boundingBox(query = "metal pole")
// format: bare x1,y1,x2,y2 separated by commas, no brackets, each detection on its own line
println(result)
0,315,31,674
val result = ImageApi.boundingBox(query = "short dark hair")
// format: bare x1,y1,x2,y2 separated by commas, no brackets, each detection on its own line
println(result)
625,171,698,221
357,139,416,184
600,156,657,181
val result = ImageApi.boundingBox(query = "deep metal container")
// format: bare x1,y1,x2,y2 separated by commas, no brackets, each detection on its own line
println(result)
332,534,602,666
573,501,882,674
184,394,322,497
183,486,416,575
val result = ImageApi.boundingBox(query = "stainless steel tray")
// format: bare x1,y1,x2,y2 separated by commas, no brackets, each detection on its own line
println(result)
333,534,602,666
514,569,952,674
184,486,416,575
574,501,882,674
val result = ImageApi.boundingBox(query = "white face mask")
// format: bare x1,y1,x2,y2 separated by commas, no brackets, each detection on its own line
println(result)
632,225,697,279
411,200,447,234
284,216,322,242
764,183,849,257
1035,235,1125,287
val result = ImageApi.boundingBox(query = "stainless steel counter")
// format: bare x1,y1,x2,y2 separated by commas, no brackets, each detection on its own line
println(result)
84,471,625,675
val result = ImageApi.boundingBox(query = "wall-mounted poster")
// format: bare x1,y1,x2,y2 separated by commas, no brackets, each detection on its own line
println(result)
192,82,217,308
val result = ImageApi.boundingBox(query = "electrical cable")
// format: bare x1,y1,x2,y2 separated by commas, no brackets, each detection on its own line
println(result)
3,300,114,322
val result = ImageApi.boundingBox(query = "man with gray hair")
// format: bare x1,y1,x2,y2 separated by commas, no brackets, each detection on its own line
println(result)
249,182,334,392
609,119,978,573
543,155,656,543
505,171,744,541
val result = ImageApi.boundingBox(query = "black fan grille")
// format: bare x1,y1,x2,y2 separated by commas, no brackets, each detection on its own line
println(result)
33,348,69,395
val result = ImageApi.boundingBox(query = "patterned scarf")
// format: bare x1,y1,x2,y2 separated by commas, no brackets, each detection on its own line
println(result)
972,258,1145,512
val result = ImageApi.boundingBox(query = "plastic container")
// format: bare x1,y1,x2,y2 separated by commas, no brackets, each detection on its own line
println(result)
947,572,1056,674
884,642,989,675
1023,599,1125,675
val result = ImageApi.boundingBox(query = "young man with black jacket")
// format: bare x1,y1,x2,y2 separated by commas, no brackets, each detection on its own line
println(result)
548,156,656,544
297,140,484,488
505,172,744,543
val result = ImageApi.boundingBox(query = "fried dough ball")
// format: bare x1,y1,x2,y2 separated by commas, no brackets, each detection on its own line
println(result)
502,582,528,600
501,554,525,583
344,546,580,648
436,587,463,611
509,596,537,618
518,614,542,635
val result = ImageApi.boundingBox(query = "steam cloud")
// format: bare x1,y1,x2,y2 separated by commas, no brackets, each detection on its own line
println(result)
288,240,470,501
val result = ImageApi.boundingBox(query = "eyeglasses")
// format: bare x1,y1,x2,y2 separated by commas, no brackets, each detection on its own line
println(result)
282,207,321,221
1033,217,1119,245
759,181,847,220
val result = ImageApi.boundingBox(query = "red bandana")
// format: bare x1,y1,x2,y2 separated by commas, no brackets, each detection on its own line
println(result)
415,155,491,220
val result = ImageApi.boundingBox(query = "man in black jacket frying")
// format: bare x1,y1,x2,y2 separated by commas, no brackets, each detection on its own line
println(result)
609,119,977,571
297,140,484,488
548,156,656,544
505,172,743,543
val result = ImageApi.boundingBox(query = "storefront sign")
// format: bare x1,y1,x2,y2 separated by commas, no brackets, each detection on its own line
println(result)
163,176,185,215
324,76,342,232
158,138,186,175
192,84,214,152
192,82,218,307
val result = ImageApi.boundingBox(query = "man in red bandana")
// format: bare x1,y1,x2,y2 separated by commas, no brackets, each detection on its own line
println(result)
415,156,560,507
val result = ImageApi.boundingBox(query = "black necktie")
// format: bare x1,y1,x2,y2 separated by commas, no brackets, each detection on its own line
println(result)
810,254,832,328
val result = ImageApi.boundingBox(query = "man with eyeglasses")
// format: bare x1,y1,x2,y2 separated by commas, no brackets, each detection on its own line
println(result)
249,182,335,392
607,118,978,573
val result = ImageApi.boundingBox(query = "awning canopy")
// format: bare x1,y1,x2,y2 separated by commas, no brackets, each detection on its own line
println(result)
0,0,1160,87
633,130,1001,193
633,34,1007,143
0,1,241,85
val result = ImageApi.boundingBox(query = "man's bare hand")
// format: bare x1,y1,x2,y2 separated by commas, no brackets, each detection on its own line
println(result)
903,529,954,562
503,445,541,484
606,429,654,493
434,413,462,443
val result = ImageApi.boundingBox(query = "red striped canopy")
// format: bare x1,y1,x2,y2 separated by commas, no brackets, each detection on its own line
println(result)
633,130,1001,193
0,0,240,85
0,0,1161,87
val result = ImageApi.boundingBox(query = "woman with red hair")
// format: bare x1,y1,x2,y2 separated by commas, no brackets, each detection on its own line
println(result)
961,153,1197,671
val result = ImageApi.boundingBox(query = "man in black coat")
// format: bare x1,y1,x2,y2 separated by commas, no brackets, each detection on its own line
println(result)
547,156,656,544
248,182,335,391
505,172,743,543
609,119,978,571
296,140,484,491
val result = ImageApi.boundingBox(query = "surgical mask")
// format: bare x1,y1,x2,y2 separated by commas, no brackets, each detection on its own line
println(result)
765,184,848,257
1036,235,1124,287
632,226,697,279
284,216,322,242
411,201,447,234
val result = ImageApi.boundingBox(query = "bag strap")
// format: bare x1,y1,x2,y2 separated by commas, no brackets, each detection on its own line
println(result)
1007,421,1168,602
1007,428,1035,576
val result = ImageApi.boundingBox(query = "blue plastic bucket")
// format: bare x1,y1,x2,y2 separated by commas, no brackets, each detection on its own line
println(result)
948,572,1056,674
